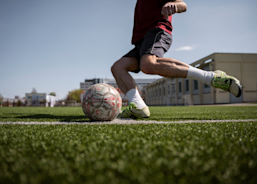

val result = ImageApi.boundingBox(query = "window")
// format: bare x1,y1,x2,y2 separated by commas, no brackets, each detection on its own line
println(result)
171,84,175,94
185,80,189,92
203,83,210,93
194,80,198,90
202,65,210,71
163,86,165,96
204,84,210,88
179,82,182,93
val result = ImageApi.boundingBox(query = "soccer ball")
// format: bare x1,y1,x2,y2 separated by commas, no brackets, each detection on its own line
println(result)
82,83,122,121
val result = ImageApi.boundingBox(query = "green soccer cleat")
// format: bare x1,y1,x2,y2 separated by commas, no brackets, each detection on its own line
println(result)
211,70,242,97
118,102,150,119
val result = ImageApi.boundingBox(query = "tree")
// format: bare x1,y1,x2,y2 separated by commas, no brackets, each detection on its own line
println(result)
0,93,3,102
32,88,37,94
0,93,3,106
17,100,22,107
66,89,84,102
49,92,56,96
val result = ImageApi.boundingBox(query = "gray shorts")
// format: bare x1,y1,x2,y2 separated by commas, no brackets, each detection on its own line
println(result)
123,27,172,73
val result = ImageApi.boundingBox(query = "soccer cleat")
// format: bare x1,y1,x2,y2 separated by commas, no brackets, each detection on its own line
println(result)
118,102,150,119
211,70,242,97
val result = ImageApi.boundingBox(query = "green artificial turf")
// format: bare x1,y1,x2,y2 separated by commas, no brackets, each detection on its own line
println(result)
0,122,257,184
0,106,257,122
0,106,257,183
0,107,87,122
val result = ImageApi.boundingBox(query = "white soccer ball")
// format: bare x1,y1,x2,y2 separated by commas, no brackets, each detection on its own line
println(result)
82,83,122,121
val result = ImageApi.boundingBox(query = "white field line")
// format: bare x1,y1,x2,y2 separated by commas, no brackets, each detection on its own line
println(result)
0,119,257,125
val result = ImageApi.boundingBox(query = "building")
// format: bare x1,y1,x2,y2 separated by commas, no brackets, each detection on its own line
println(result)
2,97,26,107
80,79,107,90
145,53,257,106
25,92,56,107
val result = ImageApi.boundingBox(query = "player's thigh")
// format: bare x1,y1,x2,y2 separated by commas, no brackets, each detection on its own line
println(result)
140,54,158,74
112,57,139,73
140,28,172,61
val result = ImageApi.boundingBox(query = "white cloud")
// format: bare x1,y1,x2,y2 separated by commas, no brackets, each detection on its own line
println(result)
176,46,194,51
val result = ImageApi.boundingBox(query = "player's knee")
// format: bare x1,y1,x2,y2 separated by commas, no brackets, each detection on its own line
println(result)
140,56,156,74
111,61,121,76
141,63,155,74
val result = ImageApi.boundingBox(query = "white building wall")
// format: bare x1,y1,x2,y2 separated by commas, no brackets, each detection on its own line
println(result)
144,53,257,106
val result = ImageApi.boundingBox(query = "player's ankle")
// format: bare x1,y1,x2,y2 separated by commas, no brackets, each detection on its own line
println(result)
187,66,215,86
126,89,146,109
130,101,146,110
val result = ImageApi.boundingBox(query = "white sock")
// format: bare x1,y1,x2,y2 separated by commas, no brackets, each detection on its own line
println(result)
126,88,147,109
187,66,215,86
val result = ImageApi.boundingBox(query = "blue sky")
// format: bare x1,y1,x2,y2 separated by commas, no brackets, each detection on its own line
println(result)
1,0,257,99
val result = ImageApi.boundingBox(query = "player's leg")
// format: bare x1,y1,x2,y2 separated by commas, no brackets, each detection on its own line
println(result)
111,56,150,119
141,55,189,78
140,54,242,97
141,54,215,86
114,28,172,119
113,28,172,119
111,57,138,94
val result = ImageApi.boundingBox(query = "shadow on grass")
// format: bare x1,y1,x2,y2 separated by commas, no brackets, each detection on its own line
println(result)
13,114,91,122
2,114,203,123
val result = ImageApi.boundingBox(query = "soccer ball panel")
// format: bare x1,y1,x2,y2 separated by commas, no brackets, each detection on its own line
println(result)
109,86,117,96
117,96,122,108
83,89,92,101
91,106,111,121
90,95,102,107
82,102,93,120
110,107,119,120
103,94,116,109
94,84,109,96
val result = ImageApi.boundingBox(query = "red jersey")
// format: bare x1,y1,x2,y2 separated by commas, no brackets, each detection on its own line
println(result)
132,0,173,44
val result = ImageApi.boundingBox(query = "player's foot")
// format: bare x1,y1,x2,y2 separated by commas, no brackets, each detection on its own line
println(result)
118,102,150,119
211,70,242,97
